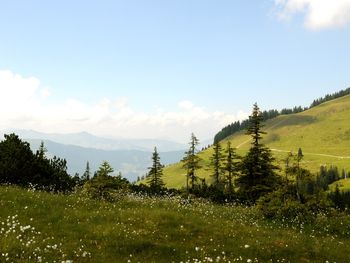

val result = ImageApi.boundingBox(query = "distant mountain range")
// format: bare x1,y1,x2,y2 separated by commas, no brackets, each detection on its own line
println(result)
0,130,191,181
4,129,187,152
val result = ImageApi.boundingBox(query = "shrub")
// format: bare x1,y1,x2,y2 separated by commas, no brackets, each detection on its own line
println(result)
82,174,129,201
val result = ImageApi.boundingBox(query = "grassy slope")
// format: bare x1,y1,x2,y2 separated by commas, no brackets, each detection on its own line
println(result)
162,95,350,189
329,178,350,192
1,186,350,262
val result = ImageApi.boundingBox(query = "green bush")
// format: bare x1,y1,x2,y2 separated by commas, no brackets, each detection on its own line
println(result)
82,174,129,201
257,188,309,220
257,186,331,222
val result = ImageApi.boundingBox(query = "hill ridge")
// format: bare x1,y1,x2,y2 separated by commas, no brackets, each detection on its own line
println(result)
162,94,350,188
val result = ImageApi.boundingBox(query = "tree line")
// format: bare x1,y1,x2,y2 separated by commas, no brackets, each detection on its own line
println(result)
1,102,350,219
0,134,75,192
214,87,350,143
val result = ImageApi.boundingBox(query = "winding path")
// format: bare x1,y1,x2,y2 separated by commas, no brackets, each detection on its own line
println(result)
235,139,350,159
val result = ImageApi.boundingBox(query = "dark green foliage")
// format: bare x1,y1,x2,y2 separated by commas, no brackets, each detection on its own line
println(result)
83,161,129,201
316,165,340,190
209,142,225,187
97,160,114,177
257,185,331,222
147,147,165,191
214,107,306,143
224,141,240,194
182,133,202,192
310,87,350,108
214,120,249,143
328,187,350,210
257,186,309,221
236,104,280,203
0,134,36,186
0,134,75,192
82,161,91,182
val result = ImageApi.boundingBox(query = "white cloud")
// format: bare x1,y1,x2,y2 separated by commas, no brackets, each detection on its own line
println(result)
0,70,248,142
40,87,51,99
178,100,194,110
274,0,350,30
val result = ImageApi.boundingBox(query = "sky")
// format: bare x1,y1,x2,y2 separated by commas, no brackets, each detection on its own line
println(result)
0,0,350,142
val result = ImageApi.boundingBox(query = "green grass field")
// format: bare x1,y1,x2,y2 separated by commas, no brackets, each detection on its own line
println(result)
1,186,350,262
161,95,350,189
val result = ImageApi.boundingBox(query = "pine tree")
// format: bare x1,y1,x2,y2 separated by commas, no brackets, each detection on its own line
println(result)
284,151,293,179
182,133,202,192
97,161,114,177
296,148,304,201
147,147,165,191
224,141,240,194
209,142,225,187
236,103,280,203
82,161,91,181
36,141,47,159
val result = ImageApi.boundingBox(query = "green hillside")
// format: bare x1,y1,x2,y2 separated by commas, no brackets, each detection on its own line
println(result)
163,95,350,189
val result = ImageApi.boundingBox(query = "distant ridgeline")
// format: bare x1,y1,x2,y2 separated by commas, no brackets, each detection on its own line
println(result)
214,87,350,143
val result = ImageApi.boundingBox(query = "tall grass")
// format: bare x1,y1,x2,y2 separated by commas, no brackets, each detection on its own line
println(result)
1,186,350,262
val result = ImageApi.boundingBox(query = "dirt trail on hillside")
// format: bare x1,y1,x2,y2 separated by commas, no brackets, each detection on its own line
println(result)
270,148,350,159
235,139,350,159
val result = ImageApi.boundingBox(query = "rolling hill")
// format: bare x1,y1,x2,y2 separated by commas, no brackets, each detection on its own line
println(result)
162,94,350,189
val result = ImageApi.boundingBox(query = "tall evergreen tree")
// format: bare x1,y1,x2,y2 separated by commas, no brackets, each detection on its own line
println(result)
182,133,202,192
224,141,240,194
36,141,47,159
209,141,225,187
82,161,91,181
147,147,165,190
236,103,280,203
296,147,304,201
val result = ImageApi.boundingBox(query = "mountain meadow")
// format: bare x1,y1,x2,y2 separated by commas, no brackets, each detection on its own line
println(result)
1,89,350,262
161,92,350,189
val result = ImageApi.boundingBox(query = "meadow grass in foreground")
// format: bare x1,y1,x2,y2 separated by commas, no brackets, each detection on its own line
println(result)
1,186,350,262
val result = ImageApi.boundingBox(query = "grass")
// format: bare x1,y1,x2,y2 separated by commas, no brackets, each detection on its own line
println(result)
161,95,350,189
329,178,350,192
1,185,350,262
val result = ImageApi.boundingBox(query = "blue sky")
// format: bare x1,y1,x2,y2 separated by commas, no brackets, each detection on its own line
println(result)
0,0,350,141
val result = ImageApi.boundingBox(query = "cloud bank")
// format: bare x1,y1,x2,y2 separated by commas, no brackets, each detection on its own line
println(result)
274,0,350,30
0,70,248,142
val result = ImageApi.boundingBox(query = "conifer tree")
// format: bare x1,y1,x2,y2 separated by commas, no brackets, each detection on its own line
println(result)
236,103,279,203
209,141,225,187
182,133,202,192
37,141,47,159
97,161,114,177
147,147,165,190
295,148,304,201
224,141,240,194
82,161,91,181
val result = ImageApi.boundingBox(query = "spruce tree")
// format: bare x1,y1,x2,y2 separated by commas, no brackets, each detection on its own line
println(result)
236,103,279,203
147,147,165,191
224,141,240,194
97,161,114,177
37,141,47,159
209,141,225,187
82,161,91,181
182,133,202,192
296,148,304,201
